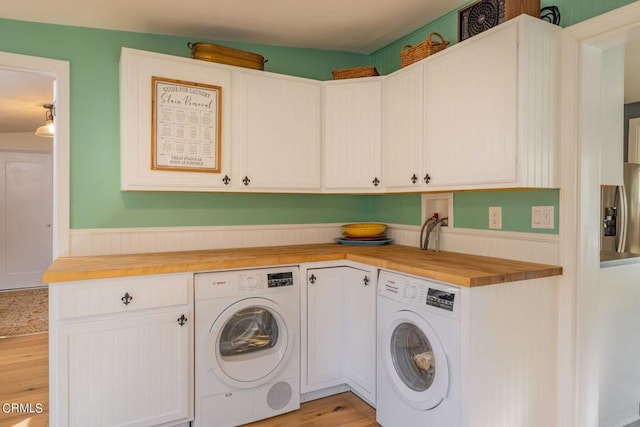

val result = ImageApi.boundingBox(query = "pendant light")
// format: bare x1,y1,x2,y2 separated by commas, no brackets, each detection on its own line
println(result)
35,104,55,138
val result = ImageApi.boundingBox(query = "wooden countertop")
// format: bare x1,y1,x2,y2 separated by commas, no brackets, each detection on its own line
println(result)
43,243,562,287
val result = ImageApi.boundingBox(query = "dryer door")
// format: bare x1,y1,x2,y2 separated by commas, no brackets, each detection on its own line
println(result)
382,309,449,410
207,297,292,388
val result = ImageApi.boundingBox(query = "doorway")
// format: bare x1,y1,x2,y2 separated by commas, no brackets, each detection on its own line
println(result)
0,68,54,290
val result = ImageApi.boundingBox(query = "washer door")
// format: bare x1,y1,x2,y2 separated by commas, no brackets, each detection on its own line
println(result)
207,297,292,388
383,309,449,410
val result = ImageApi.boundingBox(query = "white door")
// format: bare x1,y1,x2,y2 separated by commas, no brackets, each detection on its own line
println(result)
323,79,383,191
343,266,376,403
305,267,345,389
0,151,52,290
424,23,518,188
54,309,192,427
233,71,322,191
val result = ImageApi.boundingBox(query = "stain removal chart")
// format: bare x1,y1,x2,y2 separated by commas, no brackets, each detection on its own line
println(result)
151,76,222,173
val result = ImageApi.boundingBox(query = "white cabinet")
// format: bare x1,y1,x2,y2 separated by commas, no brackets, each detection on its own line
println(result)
422,15,560,190
342,265,376,402
49,273,194,427
301,263,376,405
232,71,322,191
304,266,345,388
323,79,384,192
383,62,425,190
120,48,233,192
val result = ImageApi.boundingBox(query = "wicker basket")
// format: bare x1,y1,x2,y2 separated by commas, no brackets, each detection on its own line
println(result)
188,42,266,70
400,32,450,67
332,66,380,80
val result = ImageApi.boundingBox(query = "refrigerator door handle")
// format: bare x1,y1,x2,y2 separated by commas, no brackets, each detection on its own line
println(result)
618,185,628,253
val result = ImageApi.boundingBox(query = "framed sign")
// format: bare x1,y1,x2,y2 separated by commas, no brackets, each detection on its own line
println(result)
151,76,222,172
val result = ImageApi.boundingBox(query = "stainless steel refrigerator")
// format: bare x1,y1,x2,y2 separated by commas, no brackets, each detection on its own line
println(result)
601,162,640,254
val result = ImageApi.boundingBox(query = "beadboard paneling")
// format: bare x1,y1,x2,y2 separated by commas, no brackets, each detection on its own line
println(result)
69,223,559,266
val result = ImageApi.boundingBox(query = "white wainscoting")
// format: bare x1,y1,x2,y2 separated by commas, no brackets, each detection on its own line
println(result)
69,223,343,256
387,224,560,265
69,223,560,266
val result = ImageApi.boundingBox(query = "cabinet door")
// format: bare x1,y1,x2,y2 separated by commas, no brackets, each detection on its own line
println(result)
53,310,192,427
383,63,424,190
233,72,322,191
120,48,232,191
343,266,376,404
424,24,518,188
305,267,345,390
323,79,383,191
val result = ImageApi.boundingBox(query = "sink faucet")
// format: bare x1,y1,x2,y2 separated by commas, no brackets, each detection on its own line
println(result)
420,214,448,251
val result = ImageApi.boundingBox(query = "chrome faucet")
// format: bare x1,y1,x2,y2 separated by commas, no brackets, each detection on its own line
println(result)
420,214,448,251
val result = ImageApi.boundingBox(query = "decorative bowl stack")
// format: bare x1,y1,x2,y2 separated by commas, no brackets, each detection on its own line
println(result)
336,223,393,246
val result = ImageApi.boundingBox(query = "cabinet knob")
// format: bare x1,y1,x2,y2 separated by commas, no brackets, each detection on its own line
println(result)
177,314,188,326
424,173,431,184
372,177,380,187
309,274,317,284
222,175,231,185
363,276,370,286
411,174,418,184
242,176,251,186
121,292,133,306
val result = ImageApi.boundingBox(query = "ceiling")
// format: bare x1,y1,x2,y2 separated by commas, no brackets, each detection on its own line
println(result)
2,3,640,134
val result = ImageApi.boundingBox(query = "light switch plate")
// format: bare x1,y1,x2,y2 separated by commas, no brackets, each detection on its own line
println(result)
532,206,554,229
489,206,502,229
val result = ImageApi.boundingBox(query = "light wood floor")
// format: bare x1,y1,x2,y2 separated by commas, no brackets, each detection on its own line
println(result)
244,392,378,427
0,333,49,427
0,332,377,427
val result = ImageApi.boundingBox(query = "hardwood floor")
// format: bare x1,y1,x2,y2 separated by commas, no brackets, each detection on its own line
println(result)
0,333,48,427
245,392,378,427
0,333,377,427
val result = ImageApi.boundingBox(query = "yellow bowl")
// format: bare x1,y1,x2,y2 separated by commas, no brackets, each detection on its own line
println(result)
342,223,387,237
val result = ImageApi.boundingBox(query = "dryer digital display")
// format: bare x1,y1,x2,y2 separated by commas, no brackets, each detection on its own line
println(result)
426,288,455,312
267,271,294,288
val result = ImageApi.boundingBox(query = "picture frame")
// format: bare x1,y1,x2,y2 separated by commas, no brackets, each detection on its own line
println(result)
151,76,222,173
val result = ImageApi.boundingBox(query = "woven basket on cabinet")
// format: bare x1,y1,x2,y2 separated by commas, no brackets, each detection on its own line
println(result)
400,32,450,67
331,66,380,80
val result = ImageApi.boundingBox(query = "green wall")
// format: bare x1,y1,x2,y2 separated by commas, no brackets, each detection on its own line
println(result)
0,19,371,228
0,0,631,231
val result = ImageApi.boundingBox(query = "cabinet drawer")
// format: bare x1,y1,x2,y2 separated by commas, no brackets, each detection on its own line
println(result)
51,273,191,320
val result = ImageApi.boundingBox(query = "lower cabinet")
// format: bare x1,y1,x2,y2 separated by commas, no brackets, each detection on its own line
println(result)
301,263,376,405
49,273,194,427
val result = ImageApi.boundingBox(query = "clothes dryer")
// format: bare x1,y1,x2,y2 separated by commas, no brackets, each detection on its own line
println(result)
194,267,300,427
376,270,461,427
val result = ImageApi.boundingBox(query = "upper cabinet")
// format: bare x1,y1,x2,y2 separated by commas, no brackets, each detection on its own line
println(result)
120,17,560,195
120,48,233,192
232,71,322,191
323,78,384,192
421,15,561,190
383,62,425,190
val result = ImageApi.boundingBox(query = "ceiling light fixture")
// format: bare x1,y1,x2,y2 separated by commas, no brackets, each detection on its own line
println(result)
35,103,55,138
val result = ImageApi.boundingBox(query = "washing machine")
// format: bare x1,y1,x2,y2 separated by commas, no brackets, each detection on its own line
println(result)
194,266,300,427
376,270,461,427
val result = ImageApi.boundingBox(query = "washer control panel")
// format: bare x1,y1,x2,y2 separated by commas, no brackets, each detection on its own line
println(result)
378,270,461,317
268,271,294,288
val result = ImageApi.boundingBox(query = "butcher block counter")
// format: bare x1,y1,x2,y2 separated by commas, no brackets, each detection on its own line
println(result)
44,243,562,287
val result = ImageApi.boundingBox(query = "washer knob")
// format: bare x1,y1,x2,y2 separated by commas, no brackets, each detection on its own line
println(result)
407,285,418,299
247,276,258,288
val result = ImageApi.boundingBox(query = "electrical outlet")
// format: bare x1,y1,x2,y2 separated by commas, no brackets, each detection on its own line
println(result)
489,206,502,229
